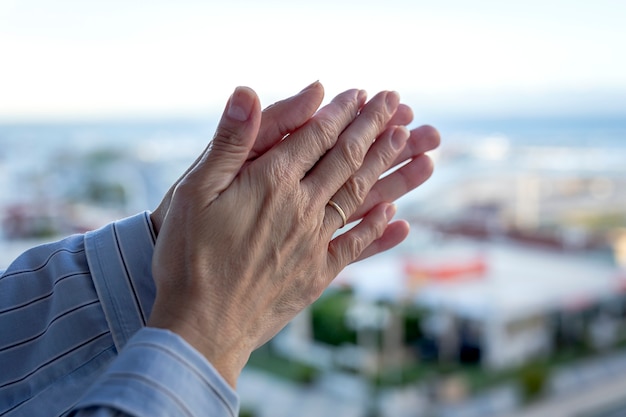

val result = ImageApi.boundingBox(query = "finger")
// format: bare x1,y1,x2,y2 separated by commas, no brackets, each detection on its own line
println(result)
390,124,440,167
322,125,409,233
388,103,414,127
183,86,262,201
265,88,366,180
326,203,394,277
305,91,400,203
249,81,325,160
351,154,434,221
349,125,439,221
353,220,410,262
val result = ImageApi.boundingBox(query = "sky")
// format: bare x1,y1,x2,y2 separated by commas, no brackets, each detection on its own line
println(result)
0,0,625,121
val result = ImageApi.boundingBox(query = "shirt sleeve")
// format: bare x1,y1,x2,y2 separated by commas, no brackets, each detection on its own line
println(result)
84,211,157,350
1,212,239,416
70,328,238,417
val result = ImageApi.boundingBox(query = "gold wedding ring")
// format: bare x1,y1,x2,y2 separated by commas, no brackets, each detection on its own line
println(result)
327,199,347,228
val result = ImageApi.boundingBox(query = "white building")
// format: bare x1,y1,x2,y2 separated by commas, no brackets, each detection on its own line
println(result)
333,236,625,371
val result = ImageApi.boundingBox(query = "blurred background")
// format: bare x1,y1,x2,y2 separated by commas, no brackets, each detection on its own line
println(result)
1,1,625,416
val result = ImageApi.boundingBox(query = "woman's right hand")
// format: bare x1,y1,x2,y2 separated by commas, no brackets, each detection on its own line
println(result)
148,84,436,388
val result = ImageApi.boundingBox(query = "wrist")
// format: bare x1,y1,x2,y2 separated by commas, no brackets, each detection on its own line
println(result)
147,298,251,388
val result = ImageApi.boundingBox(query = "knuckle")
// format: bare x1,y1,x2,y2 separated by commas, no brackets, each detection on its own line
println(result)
372,107,389,130
344,174,369,205
361,104,389,134
262,155,298,192
213,123,245,147
377,141,399,166
303,202,323,227
346,219,386,259
267,157,290,183
347,235,368,256
308,117,338,149
332,90,360,113
339,139,366,172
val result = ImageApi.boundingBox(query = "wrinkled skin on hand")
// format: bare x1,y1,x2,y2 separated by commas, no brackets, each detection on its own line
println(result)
148,83,439,387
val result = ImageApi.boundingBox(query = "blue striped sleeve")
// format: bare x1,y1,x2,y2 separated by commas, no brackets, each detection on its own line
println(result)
84,211,157,350
70,328,238,417
2,211,240,417
0,212,157,416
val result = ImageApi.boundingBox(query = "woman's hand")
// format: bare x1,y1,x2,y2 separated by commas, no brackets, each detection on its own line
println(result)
148,84,439,388
150,82,440,254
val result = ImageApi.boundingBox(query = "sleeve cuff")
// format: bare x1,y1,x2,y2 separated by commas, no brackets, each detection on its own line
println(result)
71,327,239,417
84,212,157,350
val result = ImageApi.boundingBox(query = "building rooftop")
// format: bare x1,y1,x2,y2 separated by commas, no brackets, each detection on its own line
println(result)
336,236,623,322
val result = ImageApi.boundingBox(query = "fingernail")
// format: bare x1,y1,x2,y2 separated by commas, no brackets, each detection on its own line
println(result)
385,91,400,112
391,126,410,151
227,87,253,121
385,204,397,221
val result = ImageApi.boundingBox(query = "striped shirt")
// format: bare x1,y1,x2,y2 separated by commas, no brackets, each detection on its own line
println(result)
0,212,237,417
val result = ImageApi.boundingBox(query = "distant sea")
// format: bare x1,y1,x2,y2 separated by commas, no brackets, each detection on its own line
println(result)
1,116,625,155
435,116,626,148
0,118,218,160
1,116,625,204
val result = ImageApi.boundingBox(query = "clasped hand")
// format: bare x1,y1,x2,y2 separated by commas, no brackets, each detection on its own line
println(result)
148,82,439,387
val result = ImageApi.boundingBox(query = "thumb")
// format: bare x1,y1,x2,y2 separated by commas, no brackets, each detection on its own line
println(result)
188,86,262,201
